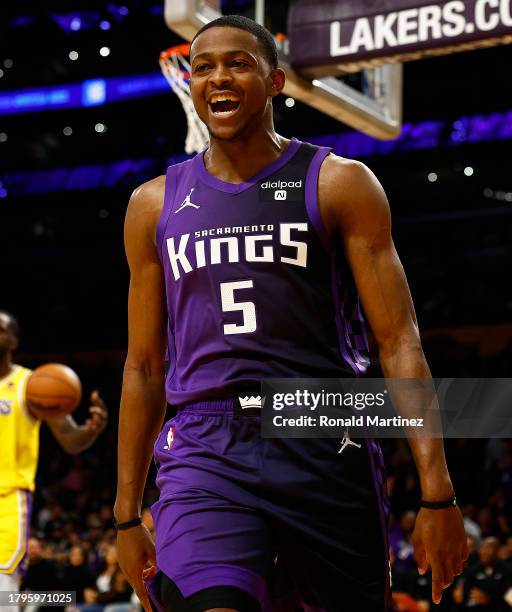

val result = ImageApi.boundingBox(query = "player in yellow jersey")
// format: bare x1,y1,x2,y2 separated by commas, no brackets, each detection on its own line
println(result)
0,310,108,602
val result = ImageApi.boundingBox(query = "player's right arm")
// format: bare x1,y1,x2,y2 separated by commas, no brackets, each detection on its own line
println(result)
114,176,167,612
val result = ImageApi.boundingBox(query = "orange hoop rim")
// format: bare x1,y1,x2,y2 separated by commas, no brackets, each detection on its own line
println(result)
160,43,190,61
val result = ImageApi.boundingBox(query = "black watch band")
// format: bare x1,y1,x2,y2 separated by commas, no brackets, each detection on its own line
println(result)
113,516,142,530
420,495,457,510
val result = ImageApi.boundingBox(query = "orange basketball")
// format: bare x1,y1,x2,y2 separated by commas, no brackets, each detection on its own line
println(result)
26,363,82,420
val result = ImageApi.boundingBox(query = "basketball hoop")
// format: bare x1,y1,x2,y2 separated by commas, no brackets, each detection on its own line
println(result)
159,43,209,154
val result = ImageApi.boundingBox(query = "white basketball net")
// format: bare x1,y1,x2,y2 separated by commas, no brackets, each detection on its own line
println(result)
159,46,210,154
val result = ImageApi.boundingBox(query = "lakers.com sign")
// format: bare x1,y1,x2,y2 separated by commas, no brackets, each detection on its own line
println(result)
288,0,512,76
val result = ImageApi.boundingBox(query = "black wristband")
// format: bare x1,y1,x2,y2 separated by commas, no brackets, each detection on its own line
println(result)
113,516,142,530
420,495,457,510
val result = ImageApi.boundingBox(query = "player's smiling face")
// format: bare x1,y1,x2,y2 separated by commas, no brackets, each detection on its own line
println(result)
189,27,279,140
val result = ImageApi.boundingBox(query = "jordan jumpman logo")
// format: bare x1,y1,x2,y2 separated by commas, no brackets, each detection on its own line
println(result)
338,429,362,454
175,188,200,213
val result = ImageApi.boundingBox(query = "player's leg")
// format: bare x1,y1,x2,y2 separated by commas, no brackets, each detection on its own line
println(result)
0,489,31,612
156,572,260,611
263,436,392,612
0,569,20,612
148,409,274,612
148,490,271,611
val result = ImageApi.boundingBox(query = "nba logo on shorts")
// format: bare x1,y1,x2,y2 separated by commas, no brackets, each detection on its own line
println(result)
274,190,287,200
164,426,175,450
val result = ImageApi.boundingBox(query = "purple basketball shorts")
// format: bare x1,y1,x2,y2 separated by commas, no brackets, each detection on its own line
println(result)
146,399,392,612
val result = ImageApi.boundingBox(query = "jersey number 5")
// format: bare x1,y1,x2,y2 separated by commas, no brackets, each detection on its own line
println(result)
220,280,257,335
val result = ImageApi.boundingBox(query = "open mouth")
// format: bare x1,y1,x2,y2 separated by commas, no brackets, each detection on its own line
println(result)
209,95,241,116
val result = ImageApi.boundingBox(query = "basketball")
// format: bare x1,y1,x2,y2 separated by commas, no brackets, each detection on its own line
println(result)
26,363,82,420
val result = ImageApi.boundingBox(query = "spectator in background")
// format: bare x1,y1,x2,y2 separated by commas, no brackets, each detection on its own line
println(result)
391,511,417,572
499,537,512,572
392,592,420,611
22,538,60,593
464,533,481,569
61,457,92,494
461,503,482,546
78,544,134,612
99,504,114,528
97,569,135,612
96,545,119,593
453,537,511,611
85,513,105,545
391,546,431,612
61,545,94,604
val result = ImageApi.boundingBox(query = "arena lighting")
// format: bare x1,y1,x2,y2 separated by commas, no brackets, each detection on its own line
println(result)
427,172,438,183
3,118,512,198
69,51,79,61
0,73,168,115
285,97,295,108
99,47,111,57
1,66,512,151
63,127,73,136
2,134,510,197
0,70,4,79
83,79,107,106
482,189,512,202
6,6,166,34
3,59,13,69
8,15,34,29
94,122,107,133
69,17,82,31
464,166,474,176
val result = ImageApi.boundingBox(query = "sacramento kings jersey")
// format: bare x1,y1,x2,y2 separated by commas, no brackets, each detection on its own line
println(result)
156,138,370,405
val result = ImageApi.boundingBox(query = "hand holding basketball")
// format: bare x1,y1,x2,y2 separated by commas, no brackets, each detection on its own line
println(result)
26,363,82,420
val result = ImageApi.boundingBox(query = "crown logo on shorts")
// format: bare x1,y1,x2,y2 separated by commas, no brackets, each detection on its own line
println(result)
238,395,264,409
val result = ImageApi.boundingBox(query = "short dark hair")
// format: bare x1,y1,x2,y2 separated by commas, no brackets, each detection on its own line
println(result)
0,310,20,338
191,15,278,70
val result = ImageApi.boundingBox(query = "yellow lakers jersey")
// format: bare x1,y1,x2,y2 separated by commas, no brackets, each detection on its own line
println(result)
0,365,40,494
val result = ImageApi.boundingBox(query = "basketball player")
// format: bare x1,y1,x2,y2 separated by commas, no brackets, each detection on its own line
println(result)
0,310,108,601
114,16,468,612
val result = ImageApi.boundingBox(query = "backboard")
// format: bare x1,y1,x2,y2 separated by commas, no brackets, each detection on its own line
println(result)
164,0,403,140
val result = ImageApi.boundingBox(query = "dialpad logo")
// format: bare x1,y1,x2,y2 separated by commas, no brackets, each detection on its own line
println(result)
260,179,304,202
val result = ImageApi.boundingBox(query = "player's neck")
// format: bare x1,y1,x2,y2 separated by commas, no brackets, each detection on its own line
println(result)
205,128,289,184
0,354,13,379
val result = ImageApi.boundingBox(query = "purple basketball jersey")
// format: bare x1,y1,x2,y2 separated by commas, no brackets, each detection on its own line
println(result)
156,138,369,405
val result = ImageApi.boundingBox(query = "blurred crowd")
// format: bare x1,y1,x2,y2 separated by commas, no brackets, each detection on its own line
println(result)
23,480,155,611
386,438,512,611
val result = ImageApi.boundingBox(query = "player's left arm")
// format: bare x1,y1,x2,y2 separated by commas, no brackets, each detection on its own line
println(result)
45,390,108,454
319,155,468,604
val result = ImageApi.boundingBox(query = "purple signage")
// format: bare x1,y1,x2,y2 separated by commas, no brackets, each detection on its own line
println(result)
289,0,512,77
